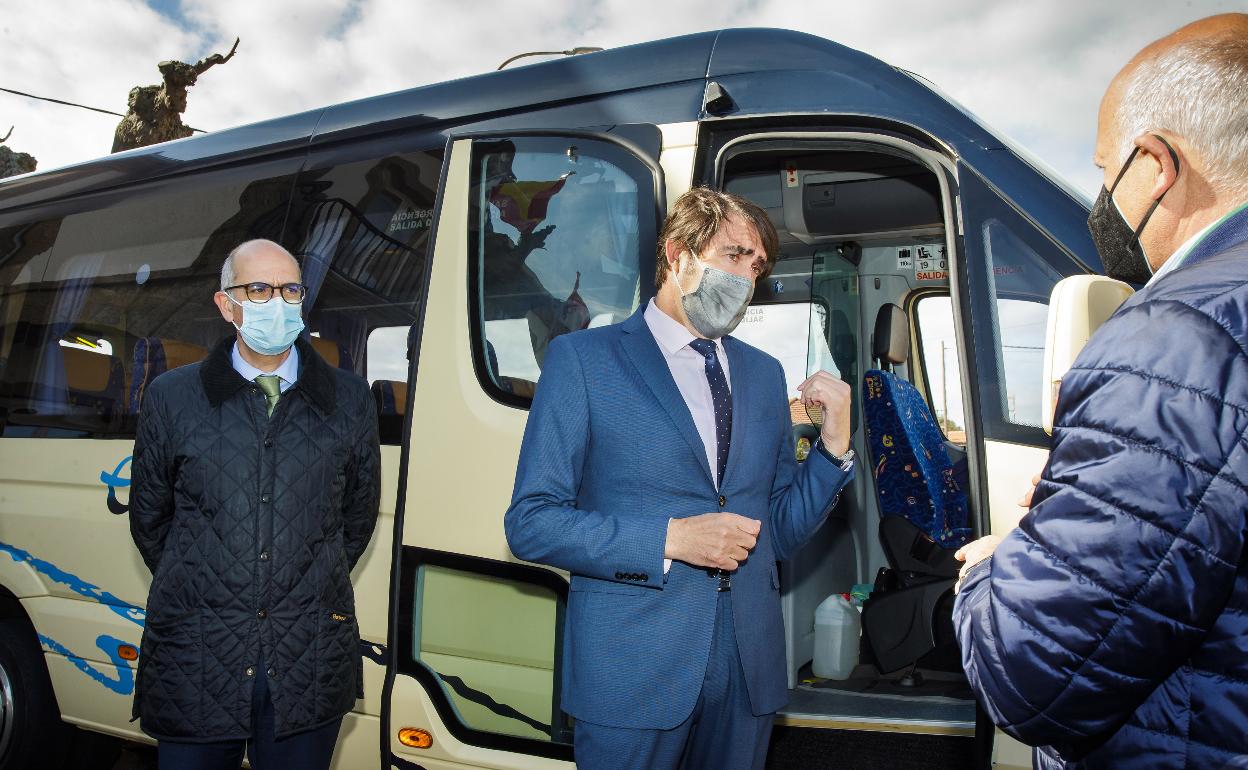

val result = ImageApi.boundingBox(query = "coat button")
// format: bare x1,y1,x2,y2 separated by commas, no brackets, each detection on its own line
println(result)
245,666,256,677
260,493,272,503
257,608,267,619
259,550,270,561
267,666,278,679
718,495,727,507
614,571,624,580
640,573,649,581
264,438,273,448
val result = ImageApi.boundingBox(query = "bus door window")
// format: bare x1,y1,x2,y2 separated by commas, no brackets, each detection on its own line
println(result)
914,295,968,446
395,549,573,753
284,148,443,445
958,166,1084,446
469,137,650,407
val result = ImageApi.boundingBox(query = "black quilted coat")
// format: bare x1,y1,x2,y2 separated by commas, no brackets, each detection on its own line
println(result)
129,335,380,741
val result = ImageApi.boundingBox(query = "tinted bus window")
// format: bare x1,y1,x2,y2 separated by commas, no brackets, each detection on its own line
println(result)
468,137,653,407
0,162,298,438
959,166,1084,445
285,148,443,444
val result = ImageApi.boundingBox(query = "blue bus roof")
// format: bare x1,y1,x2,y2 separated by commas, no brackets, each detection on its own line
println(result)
0,27,1095,264
0,30,981,198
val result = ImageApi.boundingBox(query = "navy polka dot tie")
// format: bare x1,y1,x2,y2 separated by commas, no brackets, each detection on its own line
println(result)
689,338,732,486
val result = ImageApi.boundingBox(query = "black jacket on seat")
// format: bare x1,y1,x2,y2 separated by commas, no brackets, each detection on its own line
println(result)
129,335,380,741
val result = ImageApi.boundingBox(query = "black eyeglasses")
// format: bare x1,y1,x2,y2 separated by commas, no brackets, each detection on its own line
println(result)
224,282,307,304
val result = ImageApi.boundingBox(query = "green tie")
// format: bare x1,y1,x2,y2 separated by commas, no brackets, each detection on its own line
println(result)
255,375,281,417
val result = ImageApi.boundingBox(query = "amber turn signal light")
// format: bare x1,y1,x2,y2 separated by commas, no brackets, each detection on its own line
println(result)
398,727,433,749
118,645,139,661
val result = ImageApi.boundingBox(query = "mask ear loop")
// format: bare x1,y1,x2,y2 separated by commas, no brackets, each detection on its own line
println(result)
223,290,246,333
1154,134,1182,176
1108,146,1141,195
1127,135,1182,252
673,248,698,298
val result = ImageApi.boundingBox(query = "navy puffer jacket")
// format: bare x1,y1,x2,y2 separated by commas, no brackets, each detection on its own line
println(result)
954,207,1248,769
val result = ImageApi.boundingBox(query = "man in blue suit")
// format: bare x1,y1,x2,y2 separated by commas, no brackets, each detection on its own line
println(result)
506,187,854,769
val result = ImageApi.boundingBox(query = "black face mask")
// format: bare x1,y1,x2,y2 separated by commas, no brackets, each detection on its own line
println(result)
1087,136,1181,284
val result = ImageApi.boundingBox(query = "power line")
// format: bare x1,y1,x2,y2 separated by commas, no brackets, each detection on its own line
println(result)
0,86,206,133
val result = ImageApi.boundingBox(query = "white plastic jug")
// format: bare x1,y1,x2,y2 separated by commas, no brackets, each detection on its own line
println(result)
813,593,860,680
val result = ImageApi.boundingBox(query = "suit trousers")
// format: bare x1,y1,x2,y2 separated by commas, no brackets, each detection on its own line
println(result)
573,591,775,770
156,660,343,770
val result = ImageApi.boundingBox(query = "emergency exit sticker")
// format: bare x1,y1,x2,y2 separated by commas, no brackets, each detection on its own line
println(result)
914,245,948,281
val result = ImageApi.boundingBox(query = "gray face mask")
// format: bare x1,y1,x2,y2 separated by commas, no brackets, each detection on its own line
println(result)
677,258,754,339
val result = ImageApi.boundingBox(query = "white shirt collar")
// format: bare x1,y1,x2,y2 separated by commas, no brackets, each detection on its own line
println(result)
1147,218,1219,286
643,299,726,358
1148,200,1248,286
231,341,299,388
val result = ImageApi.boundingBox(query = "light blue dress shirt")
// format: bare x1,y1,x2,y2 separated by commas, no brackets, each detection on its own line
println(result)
231,342,299,393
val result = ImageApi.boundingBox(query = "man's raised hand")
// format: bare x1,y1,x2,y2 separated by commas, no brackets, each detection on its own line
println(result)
797,371,852,456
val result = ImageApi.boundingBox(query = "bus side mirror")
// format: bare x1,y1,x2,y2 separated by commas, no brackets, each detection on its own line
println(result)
1041,275,1135,435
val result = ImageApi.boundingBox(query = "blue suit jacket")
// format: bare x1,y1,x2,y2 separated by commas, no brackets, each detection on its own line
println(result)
505,307,852,729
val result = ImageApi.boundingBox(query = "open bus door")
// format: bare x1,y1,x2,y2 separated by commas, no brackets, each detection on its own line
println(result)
381,127,664,770
695,122,997,766
956,163,1099,769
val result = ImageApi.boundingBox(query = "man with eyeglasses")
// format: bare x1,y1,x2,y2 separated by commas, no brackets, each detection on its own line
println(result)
129,238,381,770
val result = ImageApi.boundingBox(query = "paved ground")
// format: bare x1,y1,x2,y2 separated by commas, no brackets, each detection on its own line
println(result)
71,725,979,769
107,745,157,770
57,734,156,770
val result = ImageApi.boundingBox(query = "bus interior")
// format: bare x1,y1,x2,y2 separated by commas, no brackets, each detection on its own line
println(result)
722,141,978,736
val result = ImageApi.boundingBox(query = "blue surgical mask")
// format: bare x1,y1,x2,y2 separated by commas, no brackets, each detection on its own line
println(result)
227,293,305,355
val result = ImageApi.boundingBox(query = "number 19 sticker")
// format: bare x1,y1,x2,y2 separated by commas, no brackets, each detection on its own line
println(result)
914,245,948,281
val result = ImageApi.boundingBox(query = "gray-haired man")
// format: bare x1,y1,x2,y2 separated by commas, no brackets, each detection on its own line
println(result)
952,14,1248,770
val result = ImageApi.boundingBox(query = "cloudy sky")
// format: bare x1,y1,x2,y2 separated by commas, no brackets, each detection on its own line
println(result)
0,0,1240,196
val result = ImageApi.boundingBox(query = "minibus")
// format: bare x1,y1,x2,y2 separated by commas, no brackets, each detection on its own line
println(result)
0,28,1102,769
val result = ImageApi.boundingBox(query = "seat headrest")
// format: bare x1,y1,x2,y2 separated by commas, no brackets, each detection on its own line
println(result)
371,379,408,416
159,340,207,370
63,347,116,393
872,303,909,366
310,336,340,368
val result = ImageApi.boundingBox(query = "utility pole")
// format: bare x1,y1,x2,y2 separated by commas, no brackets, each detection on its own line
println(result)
940,340,949,430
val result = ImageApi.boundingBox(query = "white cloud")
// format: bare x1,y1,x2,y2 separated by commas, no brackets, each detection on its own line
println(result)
0,0,1238,198
749,0,1241,194
0,0,201,166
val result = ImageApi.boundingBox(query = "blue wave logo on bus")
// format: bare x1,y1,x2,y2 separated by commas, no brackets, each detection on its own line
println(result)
0,541,144,696
100,456,132,515
39,634,137,696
